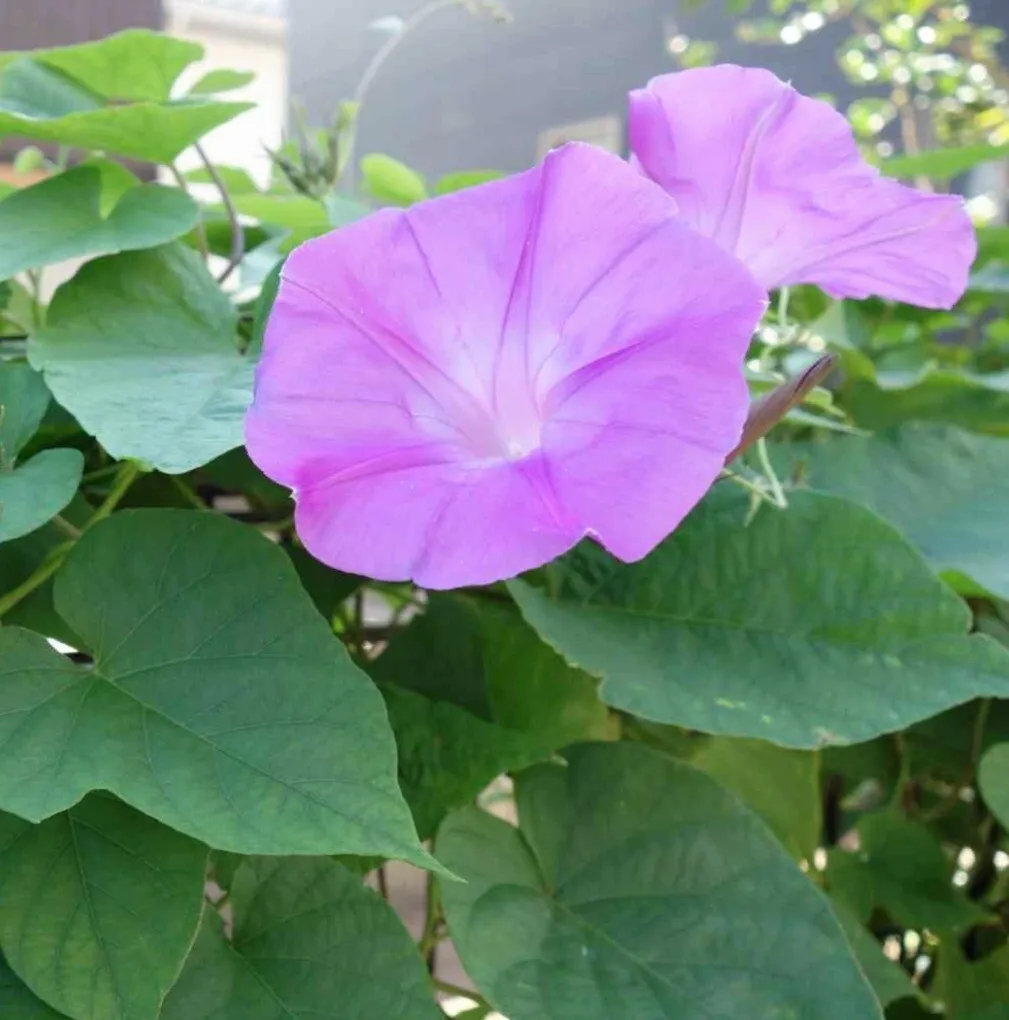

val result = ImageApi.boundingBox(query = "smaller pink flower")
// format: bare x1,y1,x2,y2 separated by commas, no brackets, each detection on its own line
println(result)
629,65,977,307
245,144,766,590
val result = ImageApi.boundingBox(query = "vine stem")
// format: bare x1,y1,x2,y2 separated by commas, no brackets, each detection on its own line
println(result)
196,142,244,285
169,162,209,261
0,461,140,620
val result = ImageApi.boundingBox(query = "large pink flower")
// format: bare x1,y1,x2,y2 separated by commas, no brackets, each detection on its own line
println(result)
245,143,765,589
629,65,977,307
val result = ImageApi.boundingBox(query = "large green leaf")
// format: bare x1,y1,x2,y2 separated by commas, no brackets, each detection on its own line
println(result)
0,166,198,278
880,142,1009,182
510,491,1009,748
381,683,549,839
978,743,1009,831
30,245,253,474
0,510,427,864
0,30,203,102
0,956,67,1019
372,594,610,747
830,902,918,1008
360,154,428,206
0,59,249,164
0,363,82,544
828,812,992,933
0,796,206,1020
187,69,256,95
437,742,881,1020
694,737,820,861
162,857,440,1020
845,371,1009,435
232,194,331,252
783,425,1009,599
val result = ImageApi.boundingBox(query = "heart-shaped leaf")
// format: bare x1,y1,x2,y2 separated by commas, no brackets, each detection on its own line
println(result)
162,857,441,1020
0,796,206,1020
781,425,1009,598
0,166,199,278
0,509,427,865
30,245,253,474
0,30,204,102
510,491,1009,748
0,363,82,544
0,59,248,164
438,742,881,1020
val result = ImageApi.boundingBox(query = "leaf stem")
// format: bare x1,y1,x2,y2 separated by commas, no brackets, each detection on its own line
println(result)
196,142,244,286
0,544,69,619
89,461,141,528
0,461,141,620
170,162,209,261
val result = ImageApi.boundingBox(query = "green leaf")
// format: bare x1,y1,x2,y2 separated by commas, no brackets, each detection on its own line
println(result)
0,363,82,544
0,30,204,102
325,192,371,228
162,857,441,1020
0,166,199,278
286,546,361,620
0,503,86,645
978,743,1009,832
0,363,49,465
30,244,254,474
360,154,428,206
371,594,489,717
0,510,428,864
936,944,1009,1019
845,371,1009,435
880,142,1009,182
0,60,249,164
372,594,610,747
247,255,283,357
694,737,821,860
828,812,992,933
231,194,330,252
830,902,919,1008
183,164,258,195
381,683,550,839
0,449,83,545
510,491,1009,748
0,796,206,1020
0,955,67,1019
187,68,255,96
433,170,505,195
783,425,1009,599
437,742,881,1020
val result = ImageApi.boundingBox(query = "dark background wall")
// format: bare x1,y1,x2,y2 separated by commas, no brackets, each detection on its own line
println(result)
289,0,1009,179
287,0,862,179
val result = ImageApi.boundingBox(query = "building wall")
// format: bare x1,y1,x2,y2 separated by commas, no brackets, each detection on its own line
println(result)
289,0,1009,182
287,0,860,179
165,1,288,185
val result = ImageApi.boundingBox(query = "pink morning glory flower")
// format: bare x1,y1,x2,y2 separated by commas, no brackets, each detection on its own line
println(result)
629,65,977,307
245,143,766,589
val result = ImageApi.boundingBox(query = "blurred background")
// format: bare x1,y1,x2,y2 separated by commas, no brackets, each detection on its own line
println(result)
3,0,1009,207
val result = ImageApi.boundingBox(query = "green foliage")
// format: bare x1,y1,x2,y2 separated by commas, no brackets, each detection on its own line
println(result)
0,17,1007,1020
0,797,206,1020
162,858,441,1020
0,166,199,279
437,743,881,1020
29,245,254,474
512,491,1009,747
0,363,82,543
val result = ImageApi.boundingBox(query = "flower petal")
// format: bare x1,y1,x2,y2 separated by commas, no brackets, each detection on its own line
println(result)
629,64,976,307
245,142,765,588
